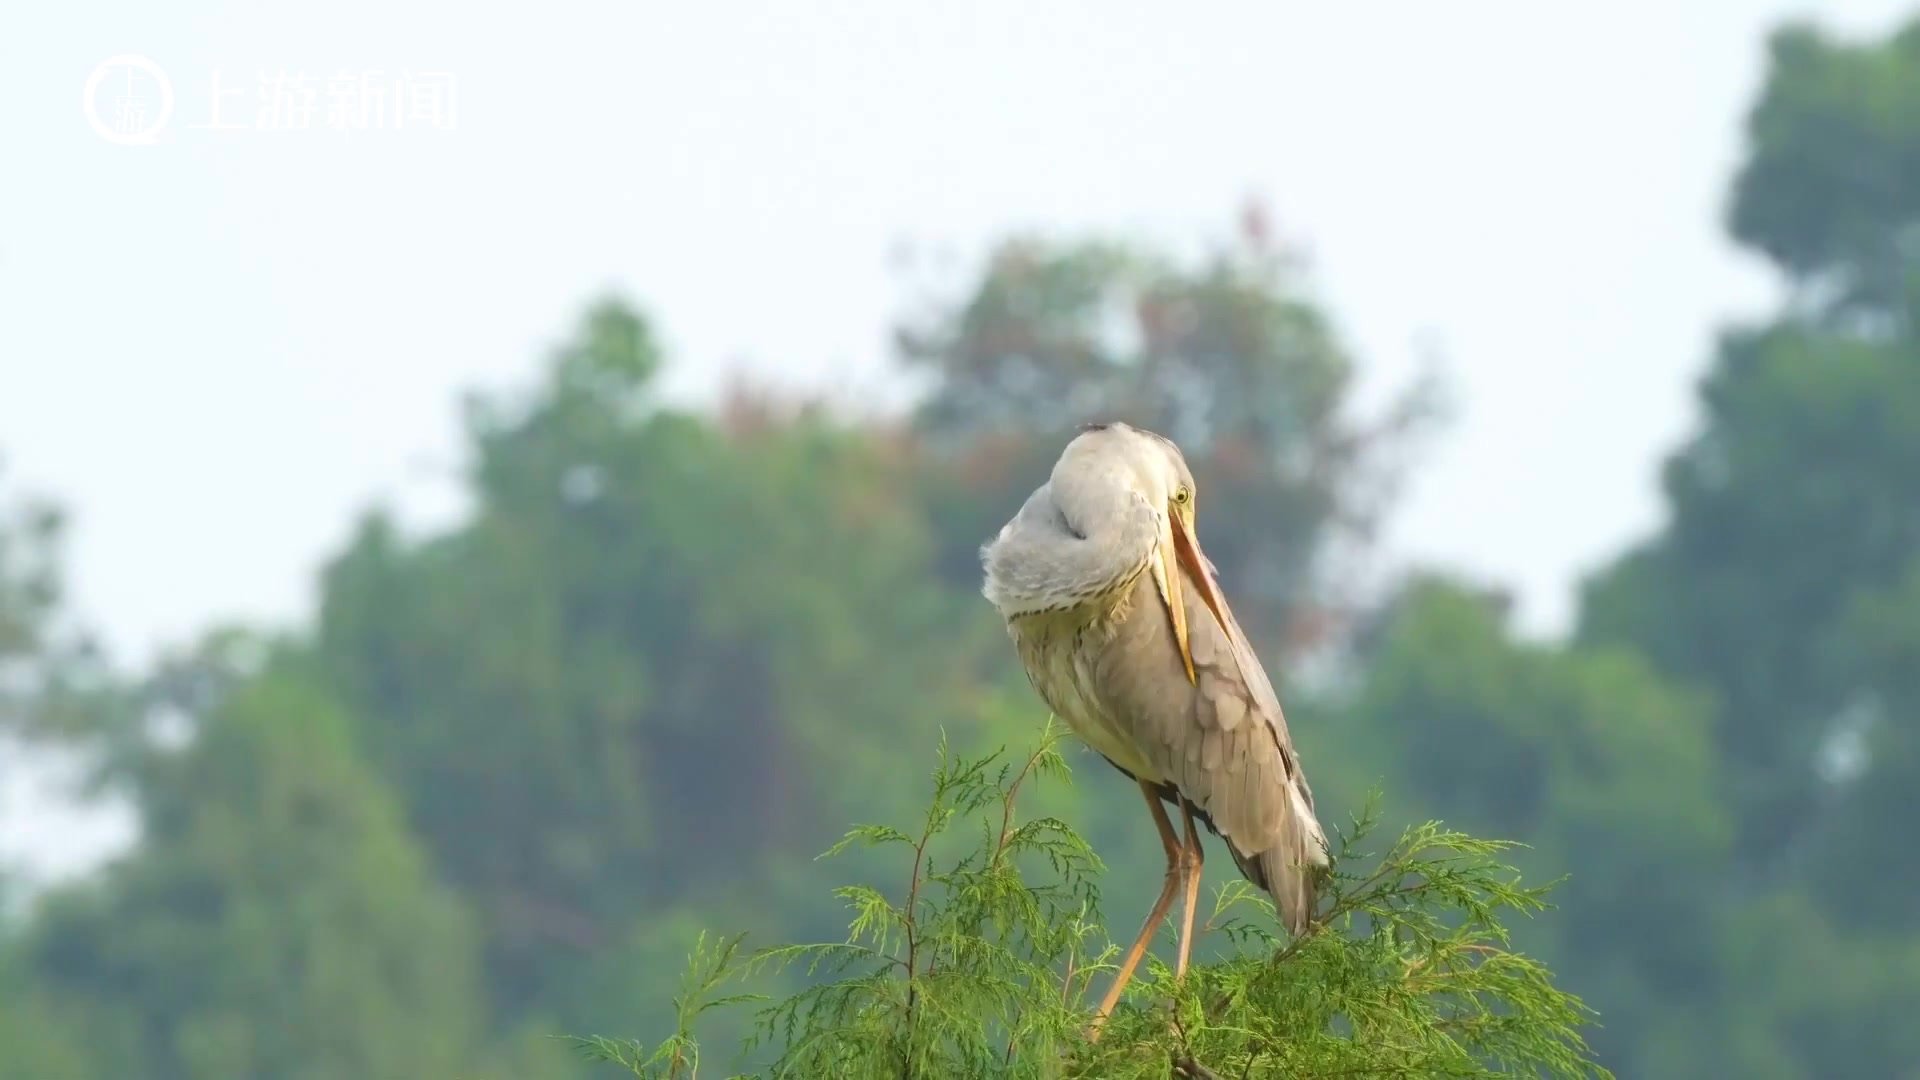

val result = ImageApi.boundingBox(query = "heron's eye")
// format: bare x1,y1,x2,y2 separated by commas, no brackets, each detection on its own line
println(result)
1172,486,1192,505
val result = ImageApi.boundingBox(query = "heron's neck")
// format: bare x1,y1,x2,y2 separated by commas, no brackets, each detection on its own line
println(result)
1011,561,1149,630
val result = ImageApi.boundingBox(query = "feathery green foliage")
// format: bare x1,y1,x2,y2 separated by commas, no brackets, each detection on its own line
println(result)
578,729,1607,1078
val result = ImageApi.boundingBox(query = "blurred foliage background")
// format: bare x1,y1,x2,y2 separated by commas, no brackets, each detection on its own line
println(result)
5,15,1920,1078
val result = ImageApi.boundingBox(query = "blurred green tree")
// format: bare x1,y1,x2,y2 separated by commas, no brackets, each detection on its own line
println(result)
1571,15,1920,1075
1641,893,1920,1078
19,670,489,1080
0,474,134,1073
309,300,1006,1035
0,471,134,751
1328,578,1726,1073
1814,561,1920,928
0,973,92,1078
1727,19,1920,321
1581,15,1920,877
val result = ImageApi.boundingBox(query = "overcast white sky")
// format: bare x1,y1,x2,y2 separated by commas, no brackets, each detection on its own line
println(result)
4,1,1913,667
0,2,1911,727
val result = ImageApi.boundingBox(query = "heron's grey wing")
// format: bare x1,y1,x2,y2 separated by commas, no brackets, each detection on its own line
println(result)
1207,571,1323,825
981,482,1159,618
1094,568,1328,933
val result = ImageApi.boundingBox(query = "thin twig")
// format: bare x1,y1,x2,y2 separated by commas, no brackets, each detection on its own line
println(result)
1172,1052,1223,1079
992,737,1051,866
899,795,940,1078
997,737,1058,1067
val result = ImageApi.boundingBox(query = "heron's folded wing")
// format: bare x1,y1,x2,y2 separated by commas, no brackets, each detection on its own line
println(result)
981,484,1158,617
1094,570,1327,930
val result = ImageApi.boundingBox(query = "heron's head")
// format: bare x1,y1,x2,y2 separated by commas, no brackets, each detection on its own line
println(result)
1060,423,1232,681
1059,422,1195,508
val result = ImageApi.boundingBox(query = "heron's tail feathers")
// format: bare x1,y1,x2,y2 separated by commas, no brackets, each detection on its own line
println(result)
1229,784,1329,936
1250,843,1325,936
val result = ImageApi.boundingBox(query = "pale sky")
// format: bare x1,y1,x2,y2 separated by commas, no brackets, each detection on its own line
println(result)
0,1,1913,876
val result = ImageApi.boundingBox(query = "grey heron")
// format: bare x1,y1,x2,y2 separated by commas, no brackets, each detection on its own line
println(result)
981,422,1328,1032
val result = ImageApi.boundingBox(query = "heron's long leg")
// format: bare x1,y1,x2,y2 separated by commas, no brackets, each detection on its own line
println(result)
1174,801,1204,980
1088,781,1182,1040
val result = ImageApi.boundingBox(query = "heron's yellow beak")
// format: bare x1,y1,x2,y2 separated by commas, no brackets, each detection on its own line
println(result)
1154,504,1234,684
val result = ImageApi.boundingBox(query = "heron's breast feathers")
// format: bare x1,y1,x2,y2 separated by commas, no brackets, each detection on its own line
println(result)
1007,596,1166,783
